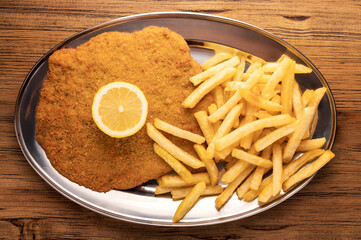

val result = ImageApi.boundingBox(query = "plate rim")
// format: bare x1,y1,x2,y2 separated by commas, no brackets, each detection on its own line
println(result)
14,11,337,227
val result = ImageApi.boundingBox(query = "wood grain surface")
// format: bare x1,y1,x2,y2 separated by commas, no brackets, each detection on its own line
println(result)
1,0,361,239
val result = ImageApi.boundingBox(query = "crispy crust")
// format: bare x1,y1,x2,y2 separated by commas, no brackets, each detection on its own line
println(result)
36,26,212,192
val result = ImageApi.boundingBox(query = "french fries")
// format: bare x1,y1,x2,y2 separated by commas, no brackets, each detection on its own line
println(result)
239,88,283,112
190,56,240,86
202,52,233,70
194,111,215,145
283,107,316,163
215,114,295,151
147,123,205,169
262,62,312,74
183,67,237,108
145,47,335,222
258,149,325,203
281,60,295,115
272,143,283,196
173,181,206,222
158,173,210,188
232,149,273,169
194,144,219,186
154,144,194,183
208,90,242,123
250,144,272,190
171,185,223,201
297,138,326,152
261,57,292,98
254,121,299,152
216,165,255,209
283,150,335,191
154,118,205,144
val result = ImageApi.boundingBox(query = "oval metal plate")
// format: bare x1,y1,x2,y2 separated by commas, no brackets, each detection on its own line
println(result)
14,12,336,227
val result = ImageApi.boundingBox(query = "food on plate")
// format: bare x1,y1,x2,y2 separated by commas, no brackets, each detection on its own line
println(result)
148,49,334,222
36,26,212,192
36,23,334,222
154,118,205,144
91,81,148,138
172,181,206,223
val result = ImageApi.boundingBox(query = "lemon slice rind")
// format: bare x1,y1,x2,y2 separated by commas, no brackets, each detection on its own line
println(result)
92,82,148,138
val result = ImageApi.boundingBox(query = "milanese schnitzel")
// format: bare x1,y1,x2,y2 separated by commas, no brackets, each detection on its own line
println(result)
36,26,212,192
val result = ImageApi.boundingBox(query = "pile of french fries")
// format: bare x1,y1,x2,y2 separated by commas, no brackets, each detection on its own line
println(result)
146,50,335,223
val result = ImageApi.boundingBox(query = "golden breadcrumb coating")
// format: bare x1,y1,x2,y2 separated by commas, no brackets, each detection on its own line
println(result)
36,26,212,192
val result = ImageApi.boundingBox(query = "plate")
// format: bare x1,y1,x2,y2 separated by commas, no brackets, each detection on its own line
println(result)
14,12,336,227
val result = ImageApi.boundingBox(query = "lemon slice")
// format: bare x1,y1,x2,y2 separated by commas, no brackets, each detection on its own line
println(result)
92,82,148,138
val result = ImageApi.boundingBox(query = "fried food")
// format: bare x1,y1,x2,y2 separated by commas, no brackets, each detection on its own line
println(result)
36,26,212,192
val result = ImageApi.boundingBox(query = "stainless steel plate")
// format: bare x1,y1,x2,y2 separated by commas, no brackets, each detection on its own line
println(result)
14,12,336,227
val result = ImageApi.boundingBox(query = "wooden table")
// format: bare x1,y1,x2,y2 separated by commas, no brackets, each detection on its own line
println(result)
1,0,360,239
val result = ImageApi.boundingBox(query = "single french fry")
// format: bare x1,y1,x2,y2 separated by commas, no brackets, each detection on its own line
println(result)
283,150,335,191
171,185,223,200
262,62,312,74
183,67,237,108
270,93,281,105
154,118,205,144
173,181,206,222
215,114,296,151
215,140,239,160
247,54,267,65
283,107,316,163
232,149,273,169
215,165,255,209
158,173,210,188
208,103,221,133
236,171,254,199
154,144,194,183
239,88,283,112
260,74,272,83
233,57,246,81
239,103,258,149
258,148,325,203
243,61,263,79
225,68,264,92
155,186,181,195
202,52,233,70
212,104,243,142
308,87,327,108
190,56,239,86
242,68,264,89
254,121,299,152
194,111,215,145
225,81,245,92
194,144,219,186
222,160,250,183
224,158,238,170
283,149,325,180
208,90,242,123
147,123,205,169
281,60,295,115
302,89,314,107
272,143,283,196
297,138,326,152
254,110,273,119
261,57,292,98
308,111,319,139
277,54,287,63
243,176,272,202
213,86,225,108
265,90,281,101
250,144,272,190
292,82,303,120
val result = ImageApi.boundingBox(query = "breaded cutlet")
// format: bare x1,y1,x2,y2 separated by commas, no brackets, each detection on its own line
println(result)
36,26,212,192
